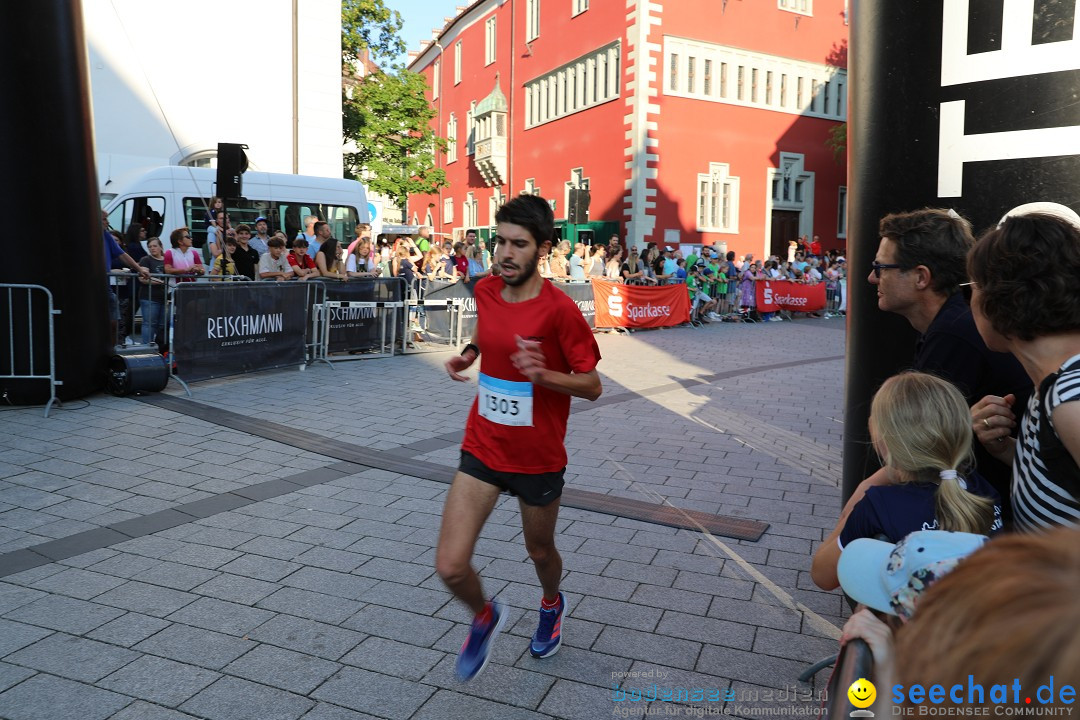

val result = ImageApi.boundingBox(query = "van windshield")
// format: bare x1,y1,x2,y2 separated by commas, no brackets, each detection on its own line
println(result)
183,198,359,249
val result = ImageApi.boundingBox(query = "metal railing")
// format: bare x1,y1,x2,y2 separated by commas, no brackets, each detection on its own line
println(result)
1,284,63,417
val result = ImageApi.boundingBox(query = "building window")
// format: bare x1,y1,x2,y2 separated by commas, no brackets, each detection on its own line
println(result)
696,162,739,233
837,186,847,238
454,41,462,84
443,198,454,223
527,0,540,41
485,16,497,65
466,101,476,155
524,41,620,129
523,178,540,196
663,38,846,121
446,113,457,163
464,192,478,228
433,60,440,99
573,0,589,15
778,0,812,15
489,189,505,225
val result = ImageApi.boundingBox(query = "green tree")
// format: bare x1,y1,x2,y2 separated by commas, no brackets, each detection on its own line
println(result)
341,0,405,71
826,123,846,165
343,69,448,209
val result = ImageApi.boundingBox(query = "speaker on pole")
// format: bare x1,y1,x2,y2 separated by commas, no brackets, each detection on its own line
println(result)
575,188,591,223
216,142,249,200
844,0,1080,502
567,188,579,224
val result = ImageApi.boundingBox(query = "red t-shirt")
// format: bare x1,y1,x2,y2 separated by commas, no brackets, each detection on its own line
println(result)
288,252,316,270
462,276,601,473
455,254,469,276
810,240,822,256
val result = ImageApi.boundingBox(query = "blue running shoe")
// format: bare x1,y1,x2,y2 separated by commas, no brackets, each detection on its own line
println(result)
530,592,566,658
455,600,506,681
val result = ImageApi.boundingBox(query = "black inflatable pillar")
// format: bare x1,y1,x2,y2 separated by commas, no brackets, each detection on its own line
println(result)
0,0,109,402
844,0,1080,501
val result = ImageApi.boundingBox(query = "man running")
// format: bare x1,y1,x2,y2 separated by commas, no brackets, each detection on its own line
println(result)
437,194,602,681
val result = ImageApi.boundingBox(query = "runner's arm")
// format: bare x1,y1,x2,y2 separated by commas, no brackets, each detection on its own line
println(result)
511,337,601,401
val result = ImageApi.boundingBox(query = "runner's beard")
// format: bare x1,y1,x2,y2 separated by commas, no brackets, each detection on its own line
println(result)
498,250,539,287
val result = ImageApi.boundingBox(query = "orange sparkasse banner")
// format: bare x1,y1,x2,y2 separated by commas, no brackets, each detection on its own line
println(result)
755,280,826,313
592,280,691,328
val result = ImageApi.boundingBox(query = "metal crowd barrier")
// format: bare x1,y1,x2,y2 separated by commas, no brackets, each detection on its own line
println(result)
0,284,62,416
822,638,873,719
403,296,466,354
317,298,399,362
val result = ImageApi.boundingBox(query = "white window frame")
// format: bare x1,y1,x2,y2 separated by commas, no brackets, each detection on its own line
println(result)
466,101,476,155
696,162,740,234
523,178,540,196
446,113,458,163
837,186,848,238
464,192,478,228
489,189,505,225
432,60,440,99
524,41,620,129
778,0,813,16
454,41,462,84
443,198,454,224
485,16,497,66
573,0,589,16
526,0,540,41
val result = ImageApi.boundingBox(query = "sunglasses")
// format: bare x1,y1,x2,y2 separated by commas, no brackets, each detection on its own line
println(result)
871,261,903,278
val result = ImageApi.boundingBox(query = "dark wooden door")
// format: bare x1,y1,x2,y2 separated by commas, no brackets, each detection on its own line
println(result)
771,210,800,261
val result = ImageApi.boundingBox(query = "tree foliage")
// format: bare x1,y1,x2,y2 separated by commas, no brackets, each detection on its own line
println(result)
826,123,846,166
343,69,447,209
342,0,405,71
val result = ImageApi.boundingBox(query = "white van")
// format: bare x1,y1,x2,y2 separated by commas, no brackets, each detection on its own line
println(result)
102,166,370,256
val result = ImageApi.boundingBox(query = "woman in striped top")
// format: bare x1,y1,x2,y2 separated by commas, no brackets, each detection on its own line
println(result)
968,203,1080,532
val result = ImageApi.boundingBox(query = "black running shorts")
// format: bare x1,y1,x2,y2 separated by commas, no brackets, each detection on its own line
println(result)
459,451,565,507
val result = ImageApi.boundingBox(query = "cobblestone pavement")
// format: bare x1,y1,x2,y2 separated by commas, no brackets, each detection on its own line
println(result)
0,316,849,720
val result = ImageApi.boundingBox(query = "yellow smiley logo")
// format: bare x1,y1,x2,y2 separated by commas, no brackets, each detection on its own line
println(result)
848,678,876,709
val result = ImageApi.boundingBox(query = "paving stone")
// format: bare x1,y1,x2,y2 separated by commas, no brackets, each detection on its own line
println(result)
752,626,841,664
352,557,433,585
180,676,314,720
513,644,633,687
572,596,663,632
592,626,702,671
217,554,302,582
0,673,130,719
233,536,314,561
256,587,363,625
280,566,378,599
538,678,623,720
158,544,243,569
225,644,341,695
85,552,163,579
339,636,444,681
133,624,256,670
423,654,556,709
0,661,34,693
167,597,276,636
342,605,453,648
310,667,436,720
575,537,657,563
131,561,220,591
357,581,450,616
99,655,220,706
2,594,124,634
5,632,138,682
300,704,382,720
707,596,802,633
92,580,198,618
559,571,637,601
182,526,257,548
110,701,202,720
602,558,678,587
696,645,808,687
248,614,365,661
86,612,172,647
291,547,370,572
21,566,124,600
656,610,756,651
190,574,281,605
673,569,756,600
0,617,52,657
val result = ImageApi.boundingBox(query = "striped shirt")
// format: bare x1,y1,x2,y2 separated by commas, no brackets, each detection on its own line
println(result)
1013,353,1080,532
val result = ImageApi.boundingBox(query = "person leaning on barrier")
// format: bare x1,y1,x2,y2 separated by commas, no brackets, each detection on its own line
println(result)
315,238,348,281
346,236,381,279
287,238,320,280
211,237,239,279
258,238,295,281
164,227,206,279
968,204,1080,532
138,237,168,347
862,208,1032,522
548,240,570,280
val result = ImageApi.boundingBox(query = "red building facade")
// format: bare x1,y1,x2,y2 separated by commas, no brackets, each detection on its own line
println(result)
407,0,849,259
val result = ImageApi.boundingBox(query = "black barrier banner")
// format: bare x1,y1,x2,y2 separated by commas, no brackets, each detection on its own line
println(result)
174,283,307,382
425,279,478,339
322,279,404,353
555,282,595,328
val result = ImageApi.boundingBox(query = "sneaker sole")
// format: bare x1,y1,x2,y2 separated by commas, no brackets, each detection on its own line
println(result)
459,605,508,681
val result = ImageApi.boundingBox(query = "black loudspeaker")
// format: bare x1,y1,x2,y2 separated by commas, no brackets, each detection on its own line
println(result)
574,188,591,223
216,142,249,200
106,351,169,396
567,188,579,223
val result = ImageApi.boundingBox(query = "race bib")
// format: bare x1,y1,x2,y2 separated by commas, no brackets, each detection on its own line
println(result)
478,373,533,427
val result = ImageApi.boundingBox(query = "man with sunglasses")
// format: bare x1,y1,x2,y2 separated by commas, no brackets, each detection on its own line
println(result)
864,208,1031,521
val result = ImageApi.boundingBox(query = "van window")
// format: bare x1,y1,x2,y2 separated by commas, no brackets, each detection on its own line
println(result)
107,196,165,240
183,198,357,247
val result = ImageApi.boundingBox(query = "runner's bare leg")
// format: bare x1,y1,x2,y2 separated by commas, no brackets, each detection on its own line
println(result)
519,497,562,599
435,472,503,614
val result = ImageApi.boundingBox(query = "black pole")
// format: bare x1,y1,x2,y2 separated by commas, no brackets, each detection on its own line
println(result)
0,0,109,402
844,0,1080,501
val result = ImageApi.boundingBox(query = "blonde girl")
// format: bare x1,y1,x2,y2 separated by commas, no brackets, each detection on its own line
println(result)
812,372,1001,590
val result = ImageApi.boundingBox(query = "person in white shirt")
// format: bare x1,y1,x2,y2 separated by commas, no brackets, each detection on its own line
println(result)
258,238,295,281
